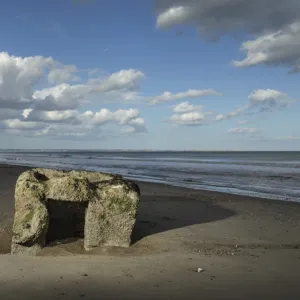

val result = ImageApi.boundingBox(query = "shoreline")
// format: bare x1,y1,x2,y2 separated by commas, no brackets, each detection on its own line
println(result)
0,164,300,299
0,162,299,205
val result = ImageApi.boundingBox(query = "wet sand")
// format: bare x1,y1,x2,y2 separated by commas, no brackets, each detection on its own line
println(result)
0,164,300,299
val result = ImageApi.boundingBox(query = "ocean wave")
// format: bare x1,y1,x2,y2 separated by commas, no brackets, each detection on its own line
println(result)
0,151,300,203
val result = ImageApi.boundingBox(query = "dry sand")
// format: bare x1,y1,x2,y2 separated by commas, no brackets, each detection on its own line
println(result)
0,164,299,299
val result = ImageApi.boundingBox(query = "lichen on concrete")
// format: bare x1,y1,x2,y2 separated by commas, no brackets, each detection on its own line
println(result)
11,168,140,255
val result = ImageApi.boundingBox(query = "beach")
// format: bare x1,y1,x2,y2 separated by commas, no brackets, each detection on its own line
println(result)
0,164,300,299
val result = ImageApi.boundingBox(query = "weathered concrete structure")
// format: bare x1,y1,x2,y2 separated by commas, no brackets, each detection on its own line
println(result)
11,168,140,255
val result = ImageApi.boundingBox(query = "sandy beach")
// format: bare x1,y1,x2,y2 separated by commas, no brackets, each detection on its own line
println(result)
0,164,299,299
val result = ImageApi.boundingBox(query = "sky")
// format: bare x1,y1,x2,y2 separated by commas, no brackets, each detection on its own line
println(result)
0,0,299,151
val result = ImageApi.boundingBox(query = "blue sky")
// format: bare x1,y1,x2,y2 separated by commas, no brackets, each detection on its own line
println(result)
0,0,299,150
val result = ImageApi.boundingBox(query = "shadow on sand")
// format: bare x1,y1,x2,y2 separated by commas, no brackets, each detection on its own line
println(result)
132,193,236,243
0,186,236,254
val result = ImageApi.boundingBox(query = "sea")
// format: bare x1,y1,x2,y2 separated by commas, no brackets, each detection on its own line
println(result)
0,150,300,203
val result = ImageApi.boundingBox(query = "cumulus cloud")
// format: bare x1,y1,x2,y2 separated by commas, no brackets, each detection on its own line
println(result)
237,120,248,125
215,106,246,121
5,124,92,140
0,52,53,109
0,52,224,138
248,89,295,109
0,52,150,139
128,117,147,132
155,0,300,72
172,101,203,113
33,83,90,111
0,52,90,112
0,52,148,111
48,65,78,84
21,108,33,119
216,89,296,122
149,89,221,105
227,127,258,134
0,119,47,131
88,109,147,133
121,127,138,135
233,22,300,72
169,101,213,125
91,108,139,125
23,109,81,125
34,69,146,110
7,107,147,138
155,0,300,34
31,125,92,139
93,69,145,93
169,112,206,125
110,88,221,106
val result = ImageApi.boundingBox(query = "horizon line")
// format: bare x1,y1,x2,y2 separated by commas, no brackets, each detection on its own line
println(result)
0,149,299,152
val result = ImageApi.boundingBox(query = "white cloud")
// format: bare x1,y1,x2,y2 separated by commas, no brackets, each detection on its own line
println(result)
128,117,145,127
0,52,149,139
248,89,295,108
105,89,221,106
23,109,81,125
83,110,94,117
0,52,225,139
128,117,147,133
93,69,145,92
0,52,148,112
0,52,150,140
237,120,248,125
91,108,139,125
233,22,300,72
87,68,102,77
169,112,206,125
0,119,48,131
0,52,53,109
48,65,78,84
9,107,147,138
32,69,147,111
149,89,221,105
25,124,92,139
155,0,300,72
90,108,147,133
227,127,258,134
169,101,214,125
33,83,90,111
172,101,203,113
155,0,300,34
216,89,296,122
22,108,33,119
215,106,246,121
20,107,146,131
249,89,285,103
121,127,137,134
118,91,140,103
156,5,191,29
